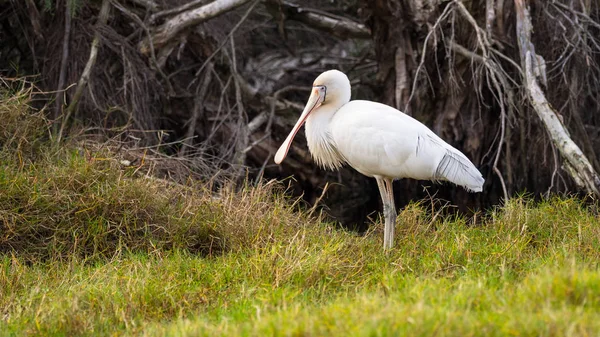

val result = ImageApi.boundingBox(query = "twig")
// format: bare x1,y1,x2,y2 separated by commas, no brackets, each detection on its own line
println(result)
491,75,508,200
246,86,307,134
454,0,490,56
546,146,559,198
205,76,233,144
406,2,455,113
308,182,330,218
242,132,270,154
247,112,268,134
254,154,271,184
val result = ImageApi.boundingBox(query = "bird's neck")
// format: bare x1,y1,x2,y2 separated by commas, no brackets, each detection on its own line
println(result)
305,101,346,170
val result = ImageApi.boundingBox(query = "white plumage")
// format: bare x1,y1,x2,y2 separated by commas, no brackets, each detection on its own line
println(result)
275,70,484,250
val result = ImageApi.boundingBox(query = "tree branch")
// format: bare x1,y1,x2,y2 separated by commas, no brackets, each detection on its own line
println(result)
139,0,253,54
514,0,600,196
54,1,72,127
149,0,210,23
58,0,112,143
265,0,371,39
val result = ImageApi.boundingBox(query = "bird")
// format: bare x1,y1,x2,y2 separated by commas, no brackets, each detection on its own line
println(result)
274,70,484,250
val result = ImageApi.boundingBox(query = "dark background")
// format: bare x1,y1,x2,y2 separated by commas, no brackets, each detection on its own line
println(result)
1,0,599,229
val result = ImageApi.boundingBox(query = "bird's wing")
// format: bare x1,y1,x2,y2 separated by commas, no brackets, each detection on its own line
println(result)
331,101,435,177
331,101,484,191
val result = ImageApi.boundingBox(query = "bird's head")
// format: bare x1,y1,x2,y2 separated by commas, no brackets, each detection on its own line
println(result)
274,70,351,165
312,70,351,107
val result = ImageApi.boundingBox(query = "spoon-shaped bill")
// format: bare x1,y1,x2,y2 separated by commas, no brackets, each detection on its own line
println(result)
274,88,324,164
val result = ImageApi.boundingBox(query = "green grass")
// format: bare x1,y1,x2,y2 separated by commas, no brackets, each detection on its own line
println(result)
2,195,600,336
1,79,600,336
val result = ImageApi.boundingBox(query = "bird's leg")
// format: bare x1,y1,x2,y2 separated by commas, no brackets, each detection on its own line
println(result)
383,178,396,249
375,177,389,249
376,177,395,250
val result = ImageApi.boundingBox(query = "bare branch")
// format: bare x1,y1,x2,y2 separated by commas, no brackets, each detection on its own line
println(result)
515,0,600,196
59,0,112,143
265,0,371,39
126,0,159,11
139,0,253,54
406,2,455,113
54,1,72,127
149,0,210,23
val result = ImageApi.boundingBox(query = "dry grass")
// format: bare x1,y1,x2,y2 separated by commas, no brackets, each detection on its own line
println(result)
0,135,328,261
0,79,325,262
0,78,48,158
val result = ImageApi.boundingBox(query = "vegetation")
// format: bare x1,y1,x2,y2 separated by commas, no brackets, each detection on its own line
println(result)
1,81,600,336
2,0,600,334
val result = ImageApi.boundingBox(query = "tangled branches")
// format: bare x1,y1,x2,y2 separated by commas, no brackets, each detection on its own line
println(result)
1,0,600,226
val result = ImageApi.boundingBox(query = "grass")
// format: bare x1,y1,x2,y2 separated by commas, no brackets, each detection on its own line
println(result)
1,79,600,336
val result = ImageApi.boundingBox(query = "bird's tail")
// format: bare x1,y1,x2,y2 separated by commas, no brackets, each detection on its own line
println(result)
434,151,484,192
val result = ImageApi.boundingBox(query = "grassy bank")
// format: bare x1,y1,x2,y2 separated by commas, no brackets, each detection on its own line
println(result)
1,81,600,336
2,191,599,336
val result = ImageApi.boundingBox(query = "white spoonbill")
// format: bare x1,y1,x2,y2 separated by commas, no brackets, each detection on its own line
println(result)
274,70,484,250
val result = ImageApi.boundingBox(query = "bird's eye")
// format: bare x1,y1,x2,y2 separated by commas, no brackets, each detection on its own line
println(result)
317,85,327,101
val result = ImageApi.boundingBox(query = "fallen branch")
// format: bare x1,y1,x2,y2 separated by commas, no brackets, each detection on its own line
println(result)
265,0,371,39
139,0,253,54
514,0,600,196
149,0,210,23
58,0,111,143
